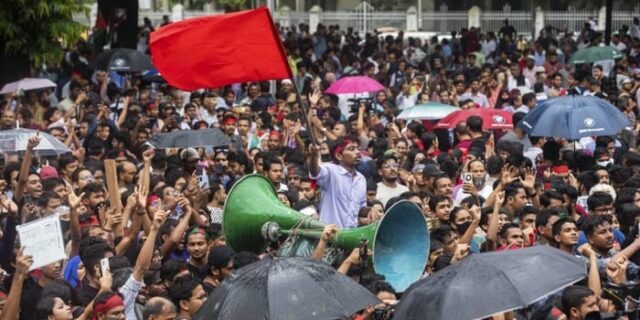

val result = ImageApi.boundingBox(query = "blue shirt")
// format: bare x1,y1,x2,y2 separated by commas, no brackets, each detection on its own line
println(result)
311,163,367,229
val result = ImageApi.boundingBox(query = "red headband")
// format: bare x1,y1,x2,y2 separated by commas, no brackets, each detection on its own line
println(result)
80,215,100,229
223,117,237,125
93,294,124,320
269,131,282,139
552,165,569,174
333,138,354,159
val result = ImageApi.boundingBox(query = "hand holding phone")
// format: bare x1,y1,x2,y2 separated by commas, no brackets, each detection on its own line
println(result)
100,258,110,277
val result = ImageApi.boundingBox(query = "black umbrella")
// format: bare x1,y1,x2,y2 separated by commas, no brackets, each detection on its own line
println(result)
394,246,587,320
193,257,380,320
89,48,154,72
147,128,230,149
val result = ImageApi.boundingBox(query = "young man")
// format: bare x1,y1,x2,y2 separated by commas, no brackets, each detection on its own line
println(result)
202,245,235,294
309,137,366,229
429,195,452,225
185,228,209,282
376,154,409,207
561,286,599,320
169,276,208,320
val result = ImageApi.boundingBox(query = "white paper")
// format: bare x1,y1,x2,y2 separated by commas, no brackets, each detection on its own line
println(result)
17,214,67,271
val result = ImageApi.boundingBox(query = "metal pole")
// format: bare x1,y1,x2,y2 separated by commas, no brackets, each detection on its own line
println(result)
417,0,422,30
604,0,613,45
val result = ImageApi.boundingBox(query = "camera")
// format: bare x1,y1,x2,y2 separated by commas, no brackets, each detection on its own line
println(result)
348,98,374,113
370,305,395,320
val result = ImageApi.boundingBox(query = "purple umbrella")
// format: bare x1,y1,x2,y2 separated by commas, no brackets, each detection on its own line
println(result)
0,78,56,94
324,76,385,94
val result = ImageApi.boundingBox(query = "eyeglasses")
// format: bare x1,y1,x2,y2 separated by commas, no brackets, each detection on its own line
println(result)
189,294,208,302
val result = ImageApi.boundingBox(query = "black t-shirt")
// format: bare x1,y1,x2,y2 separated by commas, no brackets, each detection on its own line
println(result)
19,277,43,320
186,262,208,283
76,279,100,307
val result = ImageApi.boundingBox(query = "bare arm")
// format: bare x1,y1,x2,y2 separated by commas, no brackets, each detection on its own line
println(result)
308,144,321,177
485,192,505,252
133,210,167,281
312,225,337,260
0,249,33,320
15,133,41,202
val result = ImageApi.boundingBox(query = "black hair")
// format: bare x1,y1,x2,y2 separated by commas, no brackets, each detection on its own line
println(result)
58,154,78,172
232,252,259,270
540,190,564,208
561,286,595,316
586,191,613,211
535,209,560,229
582,214,613,237
80,240,114,278
499,222,521,239
35,295,58,319
262,156,283,173
160,259,187,283
80,182,105,198
486,155,504,176
168,276,201,310
467,115,483,133
41,279,79,306
36,191,61,209
552,218,577,238
504,182,525,201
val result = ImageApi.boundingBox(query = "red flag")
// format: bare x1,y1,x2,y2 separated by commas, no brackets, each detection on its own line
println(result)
149,7,292,90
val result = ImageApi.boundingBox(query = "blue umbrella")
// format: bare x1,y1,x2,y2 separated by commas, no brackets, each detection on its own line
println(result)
518,95,630,140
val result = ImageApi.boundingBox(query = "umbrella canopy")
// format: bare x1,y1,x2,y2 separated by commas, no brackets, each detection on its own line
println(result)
394,246,587,320
89,48,154,72
434,108,513,130
325,76,385,94
0,78,56,94
0,128,71,156
141,69,166,83
397,102,458,120
569,46,623,65
147,128,230,149
518,95,630,140
193,257,380,320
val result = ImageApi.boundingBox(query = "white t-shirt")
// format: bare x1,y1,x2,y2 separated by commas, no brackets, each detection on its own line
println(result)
376,182,409,207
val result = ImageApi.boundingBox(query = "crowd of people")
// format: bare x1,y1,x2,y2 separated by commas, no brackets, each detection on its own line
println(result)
1,12,640,320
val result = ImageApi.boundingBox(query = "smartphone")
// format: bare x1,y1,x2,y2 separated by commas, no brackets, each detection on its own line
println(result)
100,258,110,277
462,173,473,184
198,168,209,189
23,195,33,205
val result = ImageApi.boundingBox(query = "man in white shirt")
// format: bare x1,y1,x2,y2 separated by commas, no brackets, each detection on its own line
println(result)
376,154,409,207
460,78,489,108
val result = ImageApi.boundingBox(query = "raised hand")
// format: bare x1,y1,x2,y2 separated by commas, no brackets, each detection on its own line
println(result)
27,131,41,150
142,148,155,163
321,224,338,241
494,191,505,208
15,247,34,276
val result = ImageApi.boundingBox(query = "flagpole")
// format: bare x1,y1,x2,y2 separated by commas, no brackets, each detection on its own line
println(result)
291,79,319,146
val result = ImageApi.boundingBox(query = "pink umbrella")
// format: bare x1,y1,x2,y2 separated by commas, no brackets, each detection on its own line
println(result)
0,78,56,94
324,76,385,94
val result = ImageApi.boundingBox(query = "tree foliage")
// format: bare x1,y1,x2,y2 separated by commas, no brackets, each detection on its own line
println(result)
0,0,87,66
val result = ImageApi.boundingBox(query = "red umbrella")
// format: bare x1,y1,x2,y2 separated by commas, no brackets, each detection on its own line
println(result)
324,76,385,94
434,108,513,130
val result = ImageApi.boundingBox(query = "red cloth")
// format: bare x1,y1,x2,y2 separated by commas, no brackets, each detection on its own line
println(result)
150,6,292,90
93,293,124,320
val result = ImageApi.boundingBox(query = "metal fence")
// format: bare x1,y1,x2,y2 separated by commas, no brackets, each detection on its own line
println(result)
421,11,468,35
73,5,640,36
480,10,533,35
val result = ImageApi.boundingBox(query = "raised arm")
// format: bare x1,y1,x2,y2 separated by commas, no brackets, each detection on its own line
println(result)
15,133,41,202
133,210,167,281
0,248,33,320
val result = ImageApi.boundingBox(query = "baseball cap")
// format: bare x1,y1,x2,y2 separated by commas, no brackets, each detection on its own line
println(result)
422,164,443,178
39,166,59,181
207,245,235,268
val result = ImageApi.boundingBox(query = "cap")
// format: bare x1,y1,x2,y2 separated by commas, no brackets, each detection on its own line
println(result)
412,164,426,174
281,79,292,85
526,55,535,60
207,245,235,268
422,164,443,178
180,148,201,161
40,166,59,181
533,66,546,73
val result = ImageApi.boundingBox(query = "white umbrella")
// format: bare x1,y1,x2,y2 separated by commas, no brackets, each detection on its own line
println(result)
397,102,458,120
0,78,56,94
0,128,71,156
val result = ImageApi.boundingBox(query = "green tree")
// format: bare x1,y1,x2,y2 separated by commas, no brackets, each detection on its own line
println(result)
0,0,87,82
